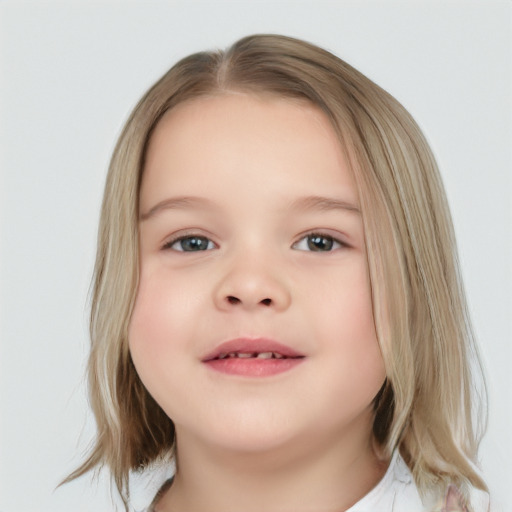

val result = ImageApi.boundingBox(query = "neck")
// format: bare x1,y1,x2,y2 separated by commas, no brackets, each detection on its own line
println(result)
155,413,388,512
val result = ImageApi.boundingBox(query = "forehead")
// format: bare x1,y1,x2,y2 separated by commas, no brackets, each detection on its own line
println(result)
148,92,340,152
140,93,358,210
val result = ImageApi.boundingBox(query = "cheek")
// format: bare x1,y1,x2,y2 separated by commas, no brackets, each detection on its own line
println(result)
315,259,376,337
130,265,199,342
314,261,386,392
129,278,169,356
128,272,206,426
128,270,197,392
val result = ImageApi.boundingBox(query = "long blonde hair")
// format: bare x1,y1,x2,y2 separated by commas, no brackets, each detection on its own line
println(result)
66,34,487,507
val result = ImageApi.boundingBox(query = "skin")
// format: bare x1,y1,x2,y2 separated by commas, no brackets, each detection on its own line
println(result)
129,93,388,512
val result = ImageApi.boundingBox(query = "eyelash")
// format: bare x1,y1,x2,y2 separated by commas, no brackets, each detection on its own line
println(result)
161,232,349,253
292,232,348,252
162,233,217,252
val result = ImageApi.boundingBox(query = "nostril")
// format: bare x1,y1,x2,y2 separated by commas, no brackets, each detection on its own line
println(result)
227,296,241,305
261,298,272,306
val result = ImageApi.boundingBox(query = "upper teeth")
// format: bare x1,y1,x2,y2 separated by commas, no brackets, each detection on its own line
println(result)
218,352,285,359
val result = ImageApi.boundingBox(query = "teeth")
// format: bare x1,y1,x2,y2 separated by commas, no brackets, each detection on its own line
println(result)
256,352,273,359
218,351,288,359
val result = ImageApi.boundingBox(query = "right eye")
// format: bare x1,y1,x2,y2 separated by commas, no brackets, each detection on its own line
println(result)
163,235,215,252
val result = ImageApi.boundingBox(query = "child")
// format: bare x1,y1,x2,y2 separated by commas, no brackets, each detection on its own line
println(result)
66,34,489,511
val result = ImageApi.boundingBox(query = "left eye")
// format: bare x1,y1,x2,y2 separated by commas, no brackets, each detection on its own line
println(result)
165,235,215,252
292,234,344,252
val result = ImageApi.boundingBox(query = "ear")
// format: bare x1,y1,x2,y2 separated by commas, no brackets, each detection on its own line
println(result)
442,484,469,512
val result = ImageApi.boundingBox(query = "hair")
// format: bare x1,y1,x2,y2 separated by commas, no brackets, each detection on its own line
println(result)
65,34,487,508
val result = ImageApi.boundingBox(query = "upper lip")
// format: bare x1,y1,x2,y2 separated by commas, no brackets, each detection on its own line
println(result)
202,337,305,361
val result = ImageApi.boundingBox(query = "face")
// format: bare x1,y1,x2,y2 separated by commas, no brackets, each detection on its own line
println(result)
129,93,386,455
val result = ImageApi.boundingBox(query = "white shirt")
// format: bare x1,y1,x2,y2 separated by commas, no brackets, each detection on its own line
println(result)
139,453,490,512
347,452,490,512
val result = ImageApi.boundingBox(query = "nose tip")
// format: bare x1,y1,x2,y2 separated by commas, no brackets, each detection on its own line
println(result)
214,264,291,312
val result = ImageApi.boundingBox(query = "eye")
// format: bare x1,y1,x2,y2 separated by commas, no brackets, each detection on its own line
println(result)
292,233,345,252
163,235,215,252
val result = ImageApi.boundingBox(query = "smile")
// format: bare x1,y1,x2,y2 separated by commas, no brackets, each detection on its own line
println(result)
203,338,305,377
217,351,290,359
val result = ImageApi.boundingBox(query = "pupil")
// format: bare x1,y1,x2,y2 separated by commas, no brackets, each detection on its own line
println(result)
308,235,333,251
182,237,208,251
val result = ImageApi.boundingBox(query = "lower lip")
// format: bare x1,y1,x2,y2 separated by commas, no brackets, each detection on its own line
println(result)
204,357,304,377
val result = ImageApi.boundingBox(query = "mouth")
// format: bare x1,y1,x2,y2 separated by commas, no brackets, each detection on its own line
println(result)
202,338,305,377
214,351,297,360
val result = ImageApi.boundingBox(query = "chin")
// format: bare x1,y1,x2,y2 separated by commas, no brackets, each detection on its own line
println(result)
209,434,303,462
193,412,306,456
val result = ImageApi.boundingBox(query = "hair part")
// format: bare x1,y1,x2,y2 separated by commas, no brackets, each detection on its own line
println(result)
65,34,487,508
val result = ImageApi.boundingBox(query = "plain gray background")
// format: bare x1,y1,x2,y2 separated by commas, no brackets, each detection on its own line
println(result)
0,2,510,511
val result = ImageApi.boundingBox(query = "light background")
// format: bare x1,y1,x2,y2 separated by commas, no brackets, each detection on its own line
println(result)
0,2,510,511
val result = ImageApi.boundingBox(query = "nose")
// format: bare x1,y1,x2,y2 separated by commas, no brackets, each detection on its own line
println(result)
213,255,292,312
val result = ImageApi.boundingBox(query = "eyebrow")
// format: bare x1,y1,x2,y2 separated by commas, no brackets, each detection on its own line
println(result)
140,196,216,221
140,194,361,222
288,195,361,214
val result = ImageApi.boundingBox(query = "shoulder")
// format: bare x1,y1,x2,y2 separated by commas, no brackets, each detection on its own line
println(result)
347,453,423,512
467,486,491,512
427,484,490,512
145,477,173,512
391,459,491,512
348,452,491,512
